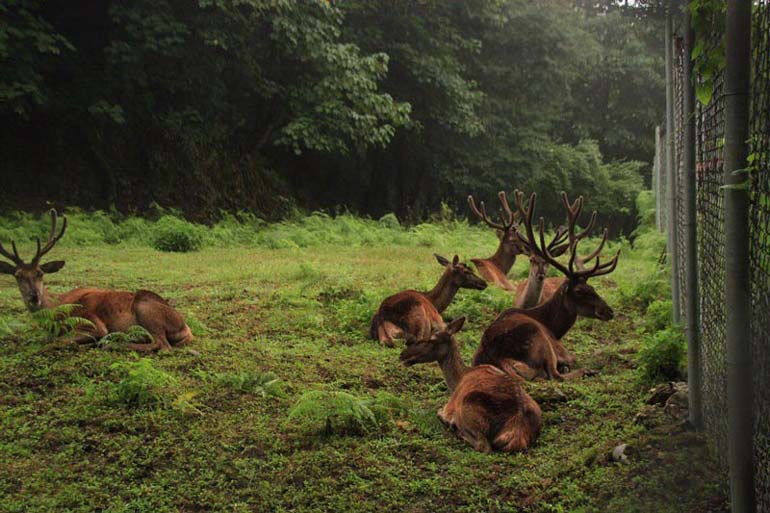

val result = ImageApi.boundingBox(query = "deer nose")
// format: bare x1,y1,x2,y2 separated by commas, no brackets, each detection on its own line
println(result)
28,292,40,305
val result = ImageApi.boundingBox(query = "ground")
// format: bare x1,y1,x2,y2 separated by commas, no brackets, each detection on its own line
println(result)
0,234,728,512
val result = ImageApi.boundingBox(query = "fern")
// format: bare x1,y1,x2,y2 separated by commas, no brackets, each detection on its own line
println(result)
107,359,178,408
30,304,94,342
98,325,153,348
287,390,380,436
196,369,285,398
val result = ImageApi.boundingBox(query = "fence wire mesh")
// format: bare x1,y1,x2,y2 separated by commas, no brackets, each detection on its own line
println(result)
670,3,770,503
693,25,728,465
674,36,688,321
750,1,770,509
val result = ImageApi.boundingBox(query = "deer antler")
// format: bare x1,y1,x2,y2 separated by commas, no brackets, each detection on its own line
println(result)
31,210,67,265
513,190,619,281
0,239,23,266
467,191,519,233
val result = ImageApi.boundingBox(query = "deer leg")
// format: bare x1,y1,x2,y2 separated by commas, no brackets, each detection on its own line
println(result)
457,427,492,454
378,321,402,347
132,300,174,352
499,359,542,381
124,335,168,353
71,316,107,345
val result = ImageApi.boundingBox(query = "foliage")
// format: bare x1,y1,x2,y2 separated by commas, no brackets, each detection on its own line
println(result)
97,325,153,349
151,215,205,252
30,303,94,342
106,359,179,408
689,0,726,106
645,299,674,333
286,390,408,436
638,327,687,385
197,369,284,398
0,1,661,231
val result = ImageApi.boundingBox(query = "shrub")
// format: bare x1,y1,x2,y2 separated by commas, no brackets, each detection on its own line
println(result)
286,390,408,436
31,304,95,342
378,212,400,229
202,370,284,397
151,215,205,252
645,299,673,332
107,359,178,407
638,327,686,385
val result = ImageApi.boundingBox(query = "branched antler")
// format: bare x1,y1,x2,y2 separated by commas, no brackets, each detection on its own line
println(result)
467,191,519,233
0,210,67,267
513,190,619,281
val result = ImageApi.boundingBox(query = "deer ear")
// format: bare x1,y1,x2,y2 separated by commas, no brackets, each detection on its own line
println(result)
446,316,465,336
452,255,459,265
0,261,16,274
40,261,65,273
434,254,450,266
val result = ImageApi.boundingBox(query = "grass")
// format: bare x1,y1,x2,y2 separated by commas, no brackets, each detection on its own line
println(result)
0,216,726,512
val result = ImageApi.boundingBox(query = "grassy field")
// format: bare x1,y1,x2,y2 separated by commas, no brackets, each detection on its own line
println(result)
0,217,727,512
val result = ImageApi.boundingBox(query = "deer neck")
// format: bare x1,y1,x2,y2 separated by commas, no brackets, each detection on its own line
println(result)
424,270,458,313
438,340,470,392
521,282,576,339
520,267,544,308
488,241,516,274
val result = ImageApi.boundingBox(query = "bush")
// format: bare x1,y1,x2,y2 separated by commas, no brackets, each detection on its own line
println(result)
638,327,686,385
378,212,400,229
107,359,179,407
645,299,673,332
286,390,408,436
151,215,205,252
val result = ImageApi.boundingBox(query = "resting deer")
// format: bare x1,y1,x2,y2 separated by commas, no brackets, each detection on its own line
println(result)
0,210,193,351
467,192,527,291
513,223,569,308
369,254,487,346
513,193,606,308
400,317,542,453
472,191,619,380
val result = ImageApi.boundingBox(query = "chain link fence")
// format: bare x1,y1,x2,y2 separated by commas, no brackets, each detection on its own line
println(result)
668,2,770,507
673,35,688,321
750,2,770,509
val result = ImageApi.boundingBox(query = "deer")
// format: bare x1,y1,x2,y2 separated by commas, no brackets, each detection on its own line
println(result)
513,223,569,308
467,192,528,291
0,210,194,352
369,254,487,346
471,190,620,380
513,193,607,308
400,316,542,453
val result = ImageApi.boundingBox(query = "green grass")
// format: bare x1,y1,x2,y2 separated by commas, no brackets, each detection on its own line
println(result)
0,218,726,512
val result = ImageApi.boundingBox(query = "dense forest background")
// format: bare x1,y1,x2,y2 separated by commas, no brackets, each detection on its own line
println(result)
0,0,664,233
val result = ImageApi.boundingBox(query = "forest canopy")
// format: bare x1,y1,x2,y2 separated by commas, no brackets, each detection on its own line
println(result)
0,0,664,233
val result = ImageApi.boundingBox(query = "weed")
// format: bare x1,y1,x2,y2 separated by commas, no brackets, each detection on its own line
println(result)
638,327,687,385
30,303,94,342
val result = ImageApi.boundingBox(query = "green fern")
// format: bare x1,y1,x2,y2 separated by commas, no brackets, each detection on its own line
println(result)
287,390,379,436
196,369,285,398
107,359,179,408
30,304,94,341
98,325,153,348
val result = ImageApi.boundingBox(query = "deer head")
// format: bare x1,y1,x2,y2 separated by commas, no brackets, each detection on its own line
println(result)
434,254,487,290
514,191,619,321
468,191,527,257
524,224,570,283
399,317,465,367
0,210,67,312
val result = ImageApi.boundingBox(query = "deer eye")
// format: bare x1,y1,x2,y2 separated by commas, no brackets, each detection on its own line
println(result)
36,270,44,278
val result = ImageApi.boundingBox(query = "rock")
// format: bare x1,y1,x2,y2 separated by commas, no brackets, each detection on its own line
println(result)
634,405,661,429
611,443,630,464
646,382,679,405
664,383,689,421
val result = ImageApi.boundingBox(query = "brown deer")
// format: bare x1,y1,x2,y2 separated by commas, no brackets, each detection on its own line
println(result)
513,193,607,308
467,192,527,291
513,223,569,308
471,191,619,380
369,254,487,346
0,210,193,351
400,317,542,453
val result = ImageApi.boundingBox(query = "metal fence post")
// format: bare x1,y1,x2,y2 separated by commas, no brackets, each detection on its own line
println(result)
665,10,681,323
724,0,756,511
681,8,702,430
654,125,663,231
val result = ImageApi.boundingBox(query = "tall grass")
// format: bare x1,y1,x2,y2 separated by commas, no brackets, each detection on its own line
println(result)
0,208,499,251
